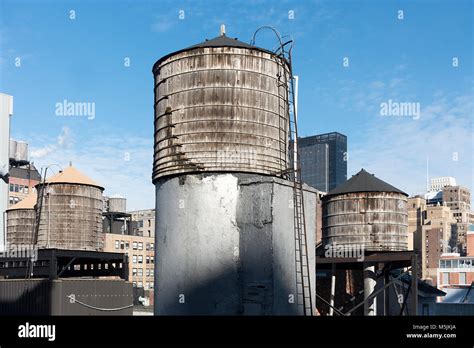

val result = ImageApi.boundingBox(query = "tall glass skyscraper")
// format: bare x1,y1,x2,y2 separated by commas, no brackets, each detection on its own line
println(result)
297,132,347,192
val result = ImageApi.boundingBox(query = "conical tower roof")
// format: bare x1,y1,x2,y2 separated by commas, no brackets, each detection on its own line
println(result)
153,31,278,72
43,165,103,190
6,191,37,211
325,169,407,198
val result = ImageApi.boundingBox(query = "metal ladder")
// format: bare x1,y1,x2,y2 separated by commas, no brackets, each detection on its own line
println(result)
287,74,313,316
25,168,47,279
252,26,314,316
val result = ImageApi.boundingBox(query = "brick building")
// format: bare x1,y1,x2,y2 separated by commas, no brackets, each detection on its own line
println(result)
437,232,474,289
102,208,156,304
442,185,473,254
8,165,40,206
103,233,155,291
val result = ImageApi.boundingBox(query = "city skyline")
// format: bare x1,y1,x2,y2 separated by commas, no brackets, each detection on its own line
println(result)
1,0,472,210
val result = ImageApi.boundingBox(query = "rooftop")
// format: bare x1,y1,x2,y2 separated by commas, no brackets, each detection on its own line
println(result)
42,165,103,189
325,169,407,197
442,286,474,304
153,31,277,72
9,165,41,181
6,191,37,211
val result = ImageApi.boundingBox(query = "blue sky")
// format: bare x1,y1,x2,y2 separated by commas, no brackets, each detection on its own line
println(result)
0,0,472,209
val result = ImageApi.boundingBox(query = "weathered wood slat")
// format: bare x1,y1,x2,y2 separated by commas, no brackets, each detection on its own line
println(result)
153,47,290,181
322,192,409,251
36,184,104,251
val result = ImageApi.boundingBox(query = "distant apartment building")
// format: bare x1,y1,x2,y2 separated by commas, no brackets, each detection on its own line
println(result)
407,196,426,251
430,177,456,192
298,132,347,192
130,209,155,238
103,233,155,291
8,165,40,206
437,231,474,289
443,185,471,211
423,205,457,283
408,197,457,283
424,177,456,205
103,208,156,295
442,185,473,254
424,190,443,206
423,177,473,255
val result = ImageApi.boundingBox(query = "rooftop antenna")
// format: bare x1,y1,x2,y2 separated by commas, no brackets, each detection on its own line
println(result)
426,157,429,192
220,24,226,36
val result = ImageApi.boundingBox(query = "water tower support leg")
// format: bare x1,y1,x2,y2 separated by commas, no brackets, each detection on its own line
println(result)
363,264,376,316
411,254,418,316
384,269,390,316
329,263,336,316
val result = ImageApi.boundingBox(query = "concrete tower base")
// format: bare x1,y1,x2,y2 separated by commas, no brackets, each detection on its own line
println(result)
154,173,317,315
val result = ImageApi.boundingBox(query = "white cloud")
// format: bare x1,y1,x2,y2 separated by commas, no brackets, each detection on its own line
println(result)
30,126,73,158
28,128,154,211
57,126,72,147
348,91,473,198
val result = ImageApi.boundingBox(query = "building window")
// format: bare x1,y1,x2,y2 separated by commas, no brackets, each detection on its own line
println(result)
24,186,29,194
459,273,466,285
150,269,154,277
150,282,154,289
9,184,14,192
14,184,19,192
138,255,143,264
442,272,449,285
115,240,120,249
133,242,137,250
151,256,154,263
9,197,14,205
145,282,149,290
150,243,154,251
132,281,137,287
120,241,125,250
132,268,137,276
138,242,143,250
146,269,150,276
125,242,129,250
132,255,137,264
146,256,150,264
138,282,143,288
137,268,143,277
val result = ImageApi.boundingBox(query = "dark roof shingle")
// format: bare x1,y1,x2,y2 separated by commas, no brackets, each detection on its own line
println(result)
153,34,277,72
325,169,407,197
9,166,41,181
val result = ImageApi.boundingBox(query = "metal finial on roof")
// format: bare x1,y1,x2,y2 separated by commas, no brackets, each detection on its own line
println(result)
69,161,72,167
220,24,226,36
